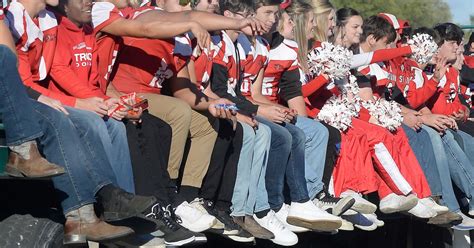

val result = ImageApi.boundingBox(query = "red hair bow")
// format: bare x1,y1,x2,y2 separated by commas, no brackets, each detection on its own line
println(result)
280,0,292,10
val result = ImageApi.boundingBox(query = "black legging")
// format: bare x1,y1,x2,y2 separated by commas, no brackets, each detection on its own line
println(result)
321,122,342,188
200,119,243,210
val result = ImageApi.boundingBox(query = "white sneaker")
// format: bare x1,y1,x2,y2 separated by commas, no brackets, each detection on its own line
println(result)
253,210,298,246
379,194,418,214
407,200,437,219
341,190,377,214
468,209,473,216
275,204,309,233
363,213,384,227
175,201,216,232
339,218,354,231
287,201,342,232
452,212,474,231
341,212,377,231
419,198,449,215
189,198,224,229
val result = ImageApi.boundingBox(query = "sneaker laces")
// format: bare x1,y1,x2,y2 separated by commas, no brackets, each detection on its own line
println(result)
317,192,340,205
161,205,182,231
147,203,181,231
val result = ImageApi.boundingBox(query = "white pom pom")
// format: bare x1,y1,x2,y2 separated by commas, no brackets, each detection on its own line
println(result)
317,75,361,131
408,33,438,64
308,42,353,80
362,98,403,132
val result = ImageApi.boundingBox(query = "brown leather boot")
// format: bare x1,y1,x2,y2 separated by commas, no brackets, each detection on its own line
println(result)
5,143,65,178
428,211,463,226
232,216,274,240
64,214,134,244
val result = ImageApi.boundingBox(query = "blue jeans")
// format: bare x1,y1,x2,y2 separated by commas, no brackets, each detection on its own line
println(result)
454,130,474,165
294,116,329,199
0,45,43,145
423,125,474,212
33,102,115,213
65,108,135,193
231,121,271,216
255,117,309,211
450,130,474,211
401,124,442,196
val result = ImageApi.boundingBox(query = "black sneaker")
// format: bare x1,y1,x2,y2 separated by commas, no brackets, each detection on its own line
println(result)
146,203,197,246
215,210,242,236
97,185,157,222
313,191,355,216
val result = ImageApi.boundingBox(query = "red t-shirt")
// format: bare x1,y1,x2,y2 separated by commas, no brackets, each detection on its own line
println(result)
111,35,191,94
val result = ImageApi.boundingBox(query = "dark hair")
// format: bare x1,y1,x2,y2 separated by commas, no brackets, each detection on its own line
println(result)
255,0,281,9
412,27,441,45
433,23,464,46
218,0,255,15
400,26,413,44
56,0,69,15
335,7,359,28
465,32,474,54
360,15,396,43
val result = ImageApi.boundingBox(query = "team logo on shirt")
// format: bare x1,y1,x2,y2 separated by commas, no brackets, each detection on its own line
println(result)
149,59,173,88
446,83,456,103
73,42,87,50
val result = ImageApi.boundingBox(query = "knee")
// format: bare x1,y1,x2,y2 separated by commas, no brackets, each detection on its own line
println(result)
291,126,306,145
240,122,257,143
0,45,17,67
315,122,329,140
35,103,74,134
106,119,127,136
274,126,292,149
75,109,105,128
170,99,192,124
257,123,272,143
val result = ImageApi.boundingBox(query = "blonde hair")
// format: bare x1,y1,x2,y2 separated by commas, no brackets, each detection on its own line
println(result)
280,0,314,73
311,0,334,42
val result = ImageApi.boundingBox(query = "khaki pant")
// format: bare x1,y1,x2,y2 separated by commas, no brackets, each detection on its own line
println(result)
141,93,218,188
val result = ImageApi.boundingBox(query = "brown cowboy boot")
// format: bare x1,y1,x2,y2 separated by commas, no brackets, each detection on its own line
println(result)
64,205,134,245
5,143,65,178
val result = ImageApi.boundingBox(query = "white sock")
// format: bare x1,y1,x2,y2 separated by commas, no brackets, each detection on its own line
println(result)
9,141,36,160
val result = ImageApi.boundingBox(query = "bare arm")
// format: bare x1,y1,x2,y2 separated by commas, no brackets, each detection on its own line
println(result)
170,65,212,111
287,96,308,117
136,9,266,33
101,16,200,39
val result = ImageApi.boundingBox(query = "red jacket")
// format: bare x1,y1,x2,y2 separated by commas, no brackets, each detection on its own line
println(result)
426,68,465,116
6,2,77,105
47,15,107,102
